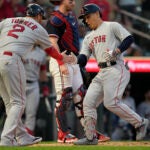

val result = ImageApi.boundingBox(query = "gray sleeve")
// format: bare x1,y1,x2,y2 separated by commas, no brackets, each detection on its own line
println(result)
80,36,91,59
36,27,51,50
111,22,131,42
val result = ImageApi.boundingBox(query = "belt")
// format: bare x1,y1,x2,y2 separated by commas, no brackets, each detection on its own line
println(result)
26,80,34,84
98,61,116,68
3,51,13,56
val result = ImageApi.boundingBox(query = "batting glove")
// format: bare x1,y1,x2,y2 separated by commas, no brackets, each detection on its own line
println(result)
41,82,50,97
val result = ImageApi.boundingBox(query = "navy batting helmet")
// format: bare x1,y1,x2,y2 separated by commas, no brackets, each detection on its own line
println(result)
26,3,46,19
79,3,102,19
49,0,62,5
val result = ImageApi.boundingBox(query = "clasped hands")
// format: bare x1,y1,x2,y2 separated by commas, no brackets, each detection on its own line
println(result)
60,51,77,75
61,50,77,64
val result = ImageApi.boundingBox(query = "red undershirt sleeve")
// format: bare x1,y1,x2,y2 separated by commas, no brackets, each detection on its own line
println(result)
45,47,64,65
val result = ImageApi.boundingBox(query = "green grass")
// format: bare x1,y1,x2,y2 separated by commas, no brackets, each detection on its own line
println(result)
0,146,149,150
0,141,149,150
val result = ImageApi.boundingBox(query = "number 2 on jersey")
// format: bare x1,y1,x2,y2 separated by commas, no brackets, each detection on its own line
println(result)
7,24,25,39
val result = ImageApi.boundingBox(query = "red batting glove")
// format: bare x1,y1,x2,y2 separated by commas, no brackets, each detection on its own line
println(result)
42,85,50,97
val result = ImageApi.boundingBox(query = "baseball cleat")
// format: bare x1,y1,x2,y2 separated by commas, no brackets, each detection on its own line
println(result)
19,136,42,146
74,137,98,145
0,138,19,146
136,118,149,141
96,131,110,142
57,129,78,143
57,133,78,143
97,134,110,142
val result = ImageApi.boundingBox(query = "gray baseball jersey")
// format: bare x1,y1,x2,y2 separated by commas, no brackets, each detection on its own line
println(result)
23,46,47,82
81,21,143,129
0,17,51,55
23,46,47,132
0,17,51,144
81,22,130,63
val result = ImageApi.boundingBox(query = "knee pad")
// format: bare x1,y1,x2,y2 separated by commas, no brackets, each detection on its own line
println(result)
77,84,87,98
56,87,73,111
60,87,73,110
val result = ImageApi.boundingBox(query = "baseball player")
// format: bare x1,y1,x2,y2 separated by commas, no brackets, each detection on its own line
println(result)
0,3,72,146
46,0,86,143
73,4,149,145
47,0,110,143
23,45,49,136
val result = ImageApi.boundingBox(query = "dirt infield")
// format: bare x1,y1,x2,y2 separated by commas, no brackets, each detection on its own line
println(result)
34,141,150,147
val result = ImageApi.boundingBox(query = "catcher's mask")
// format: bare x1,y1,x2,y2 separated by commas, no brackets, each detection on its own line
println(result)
78,4,102,26
26,3,46,19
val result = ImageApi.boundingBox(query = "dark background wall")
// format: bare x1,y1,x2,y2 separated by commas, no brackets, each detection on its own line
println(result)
130,72,150,105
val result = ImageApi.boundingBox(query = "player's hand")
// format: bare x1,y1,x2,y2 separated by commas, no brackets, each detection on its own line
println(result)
104,48,120,61
103,51,113,61
71,52,77,64
112,48,121,57
61,51,73,64
60,64,69,75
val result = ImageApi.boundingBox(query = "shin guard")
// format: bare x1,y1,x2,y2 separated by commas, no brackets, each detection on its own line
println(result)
55,87,73,132
73,85,86,126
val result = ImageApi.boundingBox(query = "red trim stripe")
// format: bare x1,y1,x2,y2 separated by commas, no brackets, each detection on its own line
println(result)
114,64,141,123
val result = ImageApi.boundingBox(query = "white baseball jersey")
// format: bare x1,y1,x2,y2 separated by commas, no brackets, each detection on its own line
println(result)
80,22,131,63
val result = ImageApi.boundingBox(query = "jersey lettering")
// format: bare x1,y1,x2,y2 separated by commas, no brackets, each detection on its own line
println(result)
89,35,106,49
7,24,25,39
24,58,41,67
11,19,38,30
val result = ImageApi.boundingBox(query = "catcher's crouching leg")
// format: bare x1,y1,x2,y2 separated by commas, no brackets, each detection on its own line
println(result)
55,87,73,132
73,84,86,127
55,87,78,143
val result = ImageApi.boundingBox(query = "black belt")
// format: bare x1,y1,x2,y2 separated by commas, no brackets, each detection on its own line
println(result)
98,61,116,68
26,80,34,83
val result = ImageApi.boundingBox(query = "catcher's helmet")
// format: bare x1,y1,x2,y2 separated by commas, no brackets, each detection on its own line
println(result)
49,0,62,5
78,3,102,19
26,3,46,19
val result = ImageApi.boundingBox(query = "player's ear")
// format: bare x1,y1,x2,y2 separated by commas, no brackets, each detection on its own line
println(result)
96,11,100,18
